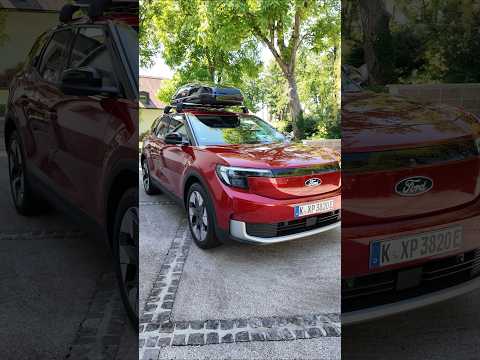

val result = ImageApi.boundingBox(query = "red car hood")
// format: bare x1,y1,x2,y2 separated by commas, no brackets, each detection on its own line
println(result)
203,143,341,200
205,143,340,169
342,91,480,153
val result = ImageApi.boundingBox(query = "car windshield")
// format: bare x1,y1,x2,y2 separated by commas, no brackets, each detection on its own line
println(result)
188,114,286,146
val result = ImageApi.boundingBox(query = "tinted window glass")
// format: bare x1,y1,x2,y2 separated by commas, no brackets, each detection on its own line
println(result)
155,117,170,138
39,29,72,82
189,114,285,146
115,22,138,84
167,115,185,134
69,27,117,88
27,31,50,69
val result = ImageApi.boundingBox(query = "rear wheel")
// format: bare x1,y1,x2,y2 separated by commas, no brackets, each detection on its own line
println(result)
187,183,221,249
7,130,43,215
113,188,138,327
142,158,160,195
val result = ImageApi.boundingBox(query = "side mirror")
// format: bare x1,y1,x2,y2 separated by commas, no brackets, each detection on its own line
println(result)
60,67,118,96
165,132,189,145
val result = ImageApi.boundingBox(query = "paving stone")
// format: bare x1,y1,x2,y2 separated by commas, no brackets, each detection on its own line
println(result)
235,331,250,342
205,320,219,330
251,332,266,342
139,325,145,333
172,334,186,346
307,327,324,338
261,317,276,328
146,336,158,347
303,315,317,326
139,338,145,348
280,328,295,340
294,329,307,339
160,321,174,333
248,317,262,328
220,319,234,330
287,316,304,326
221,333,234,343
277,317,288,326
235,318,248,328
140,314,153,323
161,301,174,309
190,320,205,330
155,312,170,323
188,333,204,346
157,337,171,347
325,324,340,336
145,323,159,332
175,321,188,330
163,294,175,301
265,328,281,341
206,332,219,345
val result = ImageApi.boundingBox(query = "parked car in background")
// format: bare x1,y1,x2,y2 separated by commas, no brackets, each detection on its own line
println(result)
4,1,139,325
342,71,480,323
141,85,341,249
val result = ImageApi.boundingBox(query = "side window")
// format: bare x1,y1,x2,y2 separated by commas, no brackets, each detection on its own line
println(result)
26,31,50,69
167,114,185,135
151,116,161,133
68,26,117,88
155,116,170,139
39,29,73,83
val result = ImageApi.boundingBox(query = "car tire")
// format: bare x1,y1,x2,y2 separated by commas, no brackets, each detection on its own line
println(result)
7,130,44,215
112,188,139,327
142,158,160,195
186,182,221,249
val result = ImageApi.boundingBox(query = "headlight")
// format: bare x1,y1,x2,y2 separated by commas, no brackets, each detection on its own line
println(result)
216,165,273,189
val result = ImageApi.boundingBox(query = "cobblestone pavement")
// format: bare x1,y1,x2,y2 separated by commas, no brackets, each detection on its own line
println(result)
0,157,136,359
139,185,341,360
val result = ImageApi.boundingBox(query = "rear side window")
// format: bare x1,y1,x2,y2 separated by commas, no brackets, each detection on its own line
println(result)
68,27,117,88
39,29,73,83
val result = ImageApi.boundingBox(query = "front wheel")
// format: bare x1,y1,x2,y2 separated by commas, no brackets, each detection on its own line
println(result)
112,188,139,327
7,130,43,215
187,183,221,249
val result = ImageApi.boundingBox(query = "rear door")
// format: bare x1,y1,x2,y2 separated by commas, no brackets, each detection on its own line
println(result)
148,115,171,188
162,114,193,197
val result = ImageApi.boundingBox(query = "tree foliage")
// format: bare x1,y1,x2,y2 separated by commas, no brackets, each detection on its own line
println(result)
140,0,340,139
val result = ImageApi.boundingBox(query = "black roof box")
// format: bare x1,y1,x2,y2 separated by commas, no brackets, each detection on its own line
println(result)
171,84,244,107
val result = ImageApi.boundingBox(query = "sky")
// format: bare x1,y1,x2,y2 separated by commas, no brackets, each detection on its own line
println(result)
139,45,273,79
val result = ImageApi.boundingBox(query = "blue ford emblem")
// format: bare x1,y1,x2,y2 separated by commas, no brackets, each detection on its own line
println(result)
305,178,322,187
395,176,433,196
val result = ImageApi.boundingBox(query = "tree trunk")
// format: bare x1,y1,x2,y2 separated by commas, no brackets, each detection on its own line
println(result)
286,72,304,140
358,0,394,85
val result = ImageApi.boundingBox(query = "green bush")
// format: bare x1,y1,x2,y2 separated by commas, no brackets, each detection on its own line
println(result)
0,104,5,116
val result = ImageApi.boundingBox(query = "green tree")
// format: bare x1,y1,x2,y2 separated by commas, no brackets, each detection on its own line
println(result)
141,0,340,140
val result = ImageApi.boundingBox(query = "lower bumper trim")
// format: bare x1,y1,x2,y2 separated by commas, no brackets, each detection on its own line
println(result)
230,218,340,244
342,276,480,325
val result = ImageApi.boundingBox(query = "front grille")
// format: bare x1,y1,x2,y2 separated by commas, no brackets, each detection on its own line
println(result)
246,210,341,238
342,249,480,312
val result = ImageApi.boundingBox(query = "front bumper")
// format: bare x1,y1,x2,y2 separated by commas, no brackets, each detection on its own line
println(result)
343,275,480,325
230,218,340,244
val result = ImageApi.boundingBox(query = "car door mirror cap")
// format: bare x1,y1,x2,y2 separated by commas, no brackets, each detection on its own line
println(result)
60,67,120,97
165,132,189,145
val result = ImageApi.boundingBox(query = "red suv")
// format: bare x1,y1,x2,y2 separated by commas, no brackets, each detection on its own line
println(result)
141,86,341,248
342,73,480,323
4,3,139,324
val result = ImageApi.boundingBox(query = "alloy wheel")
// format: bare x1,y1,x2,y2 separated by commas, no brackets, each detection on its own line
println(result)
118,206,139,317
142,160,150,191
8,138,24,206
188,190,208,242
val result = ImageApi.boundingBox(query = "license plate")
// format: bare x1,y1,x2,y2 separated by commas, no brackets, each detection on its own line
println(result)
294,199,334,218
370,226,463,269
